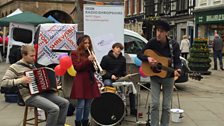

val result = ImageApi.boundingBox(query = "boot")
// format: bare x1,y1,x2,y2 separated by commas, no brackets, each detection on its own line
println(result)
75,120,81,126
129,93,143,117
82,119,89,126
214,62,217,70
220,65,224,70
129,93,137,116
17,93,25,106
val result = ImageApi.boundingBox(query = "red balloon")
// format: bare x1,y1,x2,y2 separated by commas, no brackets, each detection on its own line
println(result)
54,65,66,76
0,37,2,43
59,56,72,70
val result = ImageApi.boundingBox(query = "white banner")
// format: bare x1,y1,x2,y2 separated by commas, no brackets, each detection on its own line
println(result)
84,4,124,62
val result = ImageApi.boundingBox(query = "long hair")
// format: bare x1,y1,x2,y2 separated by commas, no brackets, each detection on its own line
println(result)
77,35,93,54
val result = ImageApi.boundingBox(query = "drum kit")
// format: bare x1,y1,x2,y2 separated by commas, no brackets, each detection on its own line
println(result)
90,73,140,126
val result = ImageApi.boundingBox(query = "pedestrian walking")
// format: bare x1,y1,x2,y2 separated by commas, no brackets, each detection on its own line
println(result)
180,35,190,59
213,33,223,70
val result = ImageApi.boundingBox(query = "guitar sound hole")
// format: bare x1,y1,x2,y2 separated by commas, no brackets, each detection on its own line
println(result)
151,63,162,73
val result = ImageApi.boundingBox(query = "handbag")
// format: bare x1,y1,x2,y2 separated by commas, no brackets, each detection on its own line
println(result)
0,85,19,94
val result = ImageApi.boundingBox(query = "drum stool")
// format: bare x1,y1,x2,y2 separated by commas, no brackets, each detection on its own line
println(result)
23,105,47,126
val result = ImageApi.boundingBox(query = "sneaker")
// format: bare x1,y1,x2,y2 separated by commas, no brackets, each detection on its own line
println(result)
17,101,25,106
138,112,143,118
130,110,143,118
221,68,224,71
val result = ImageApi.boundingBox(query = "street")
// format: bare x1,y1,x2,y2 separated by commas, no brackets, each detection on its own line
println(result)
0,59,224,126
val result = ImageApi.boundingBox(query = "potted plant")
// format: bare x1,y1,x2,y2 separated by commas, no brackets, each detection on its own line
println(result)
188,38,211,74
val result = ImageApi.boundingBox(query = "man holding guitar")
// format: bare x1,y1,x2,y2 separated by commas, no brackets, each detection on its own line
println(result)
137,19,182,126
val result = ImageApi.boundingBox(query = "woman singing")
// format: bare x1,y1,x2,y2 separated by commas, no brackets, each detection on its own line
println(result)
70,35,100,126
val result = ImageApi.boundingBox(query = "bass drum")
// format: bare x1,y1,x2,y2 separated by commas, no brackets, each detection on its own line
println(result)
91,92,125,126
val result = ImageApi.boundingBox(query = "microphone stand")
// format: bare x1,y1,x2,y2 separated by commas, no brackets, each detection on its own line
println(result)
146,105,151,126
136,82,151,126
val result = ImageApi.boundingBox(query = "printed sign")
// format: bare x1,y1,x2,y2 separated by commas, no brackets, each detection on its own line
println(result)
84,4,124,62
37,24,78,65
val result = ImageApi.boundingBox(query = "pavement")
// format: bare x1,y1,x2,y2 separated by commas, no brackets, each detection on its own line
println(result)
1,59,224,126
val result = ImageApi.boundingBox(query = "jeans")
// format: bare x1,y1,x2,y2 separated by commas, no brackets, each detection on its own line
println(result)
76,99,92,121
103,79,113,86
213,50,223,69
25,92,69,126
150,77,174,126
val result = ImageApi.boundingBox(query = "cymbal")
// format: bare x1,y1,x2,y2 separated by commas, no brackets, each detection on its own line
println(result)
117,73,139,81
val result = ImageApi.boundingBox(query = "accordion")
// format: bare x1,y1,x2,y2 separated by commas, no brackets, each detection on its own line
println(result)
25,67,57,95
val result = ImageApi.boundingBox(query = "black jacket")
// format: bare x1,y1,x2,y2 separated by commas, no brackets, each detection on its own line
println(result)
100,50,126,81
137,37,181,75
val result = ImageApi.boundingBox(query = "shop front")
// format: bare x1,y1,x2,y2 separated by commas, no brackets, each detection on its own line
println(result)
195,9,224,45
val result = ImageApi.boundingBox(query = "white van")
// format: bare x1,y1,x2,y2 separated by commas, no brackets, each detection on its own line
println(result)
124,29,147,63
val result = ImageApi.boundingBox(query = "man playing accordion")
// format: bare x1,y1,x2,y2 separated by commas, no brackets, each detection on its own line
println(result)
1,45,69,126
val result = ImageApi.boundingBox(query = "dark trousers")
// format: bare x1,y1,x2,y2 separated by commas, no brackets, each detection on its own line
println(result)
213,50,223,69
181,52,188,59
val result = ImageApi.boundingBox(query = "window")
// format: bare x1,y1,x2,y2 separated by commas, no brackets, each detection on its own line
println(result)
128,0,131,15
176,0,188,14
134,0,137,14
140,0,144,13
12,28,32,44
200,0,207,5
213,0,221,4
124,35,146,54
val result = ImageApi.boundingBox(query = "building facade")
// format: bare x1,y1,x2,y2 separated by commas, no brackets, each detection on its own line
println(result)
140,0,195,43
130,0,195,42
194,0,224,44
0,0,124,31
0,0,87,30
124,0,145,35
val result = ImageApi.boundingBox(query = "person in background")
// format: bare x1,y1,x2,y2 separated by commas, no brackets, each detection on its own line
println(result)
213,34,224,70
70,35,100,126
180,35,190,59
1,45,69,126
137,19,182,126
100,43,139,117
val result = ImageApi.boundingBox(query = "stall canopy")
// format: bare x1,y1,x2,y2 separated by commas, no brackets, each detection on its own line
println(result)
7,8,23,17
0,11,54,26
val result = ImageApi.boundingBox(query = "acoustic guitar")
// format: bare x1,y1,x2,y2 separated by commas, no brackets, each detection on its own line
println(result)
141,49,202,81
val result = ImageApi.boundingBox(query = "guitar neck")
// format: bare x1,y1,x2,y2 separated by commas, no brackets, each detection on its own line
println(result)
161,65,175,73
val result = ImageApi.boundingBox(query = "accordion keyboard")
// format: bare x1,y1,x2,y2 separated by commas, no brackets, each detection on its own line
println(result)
25,70,39,94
